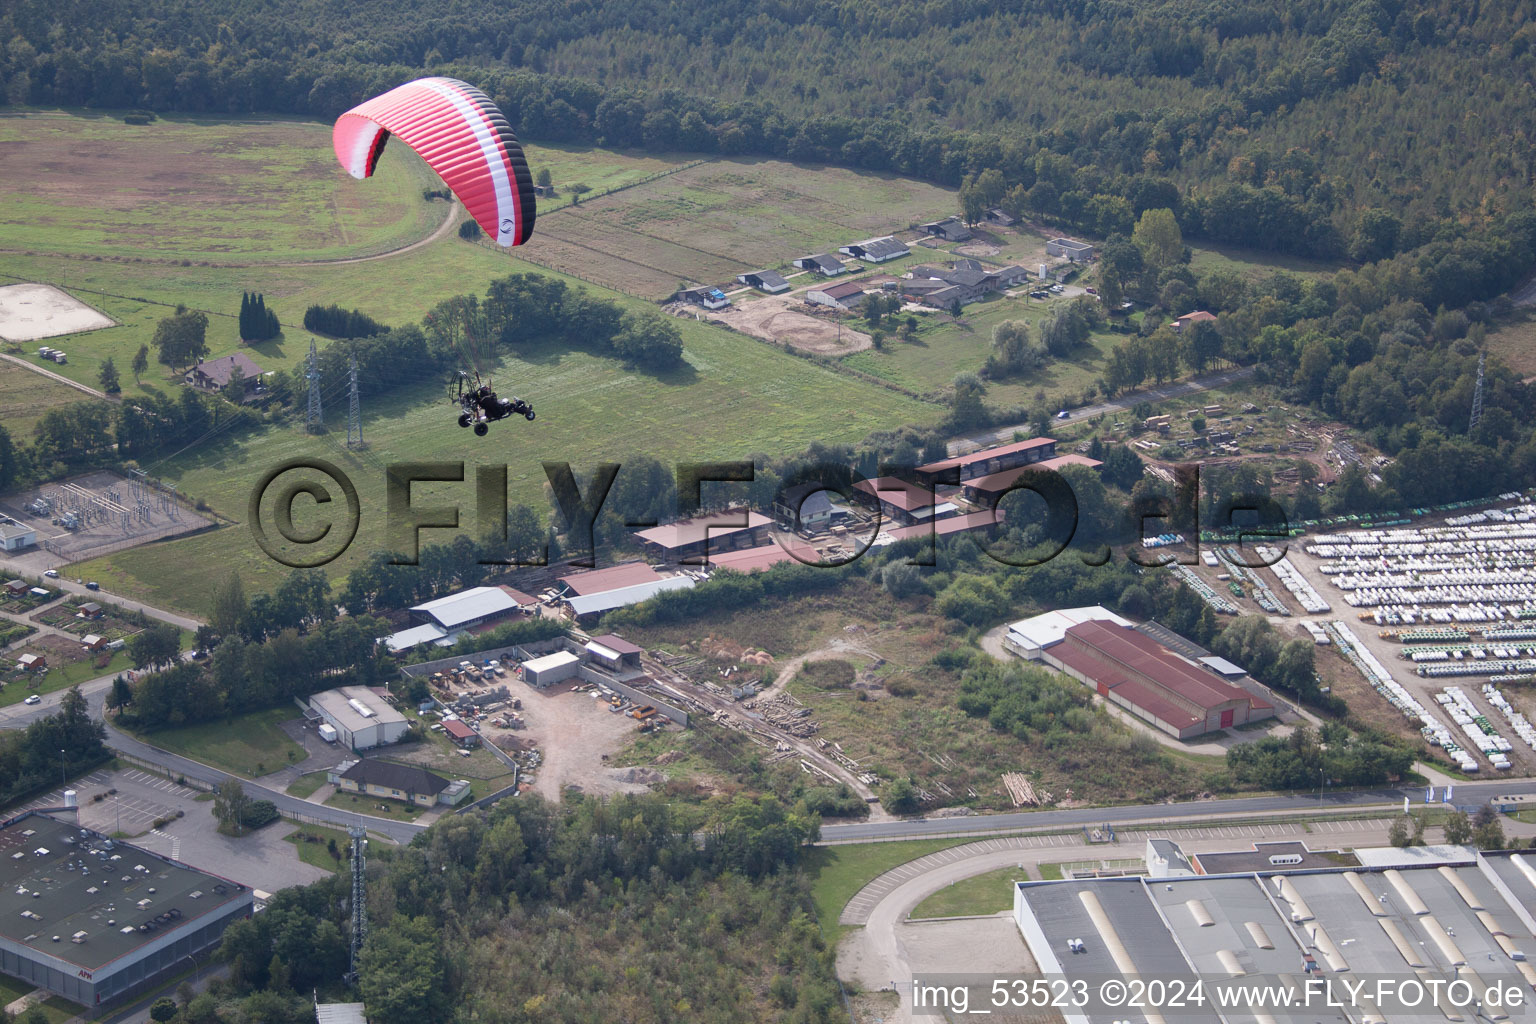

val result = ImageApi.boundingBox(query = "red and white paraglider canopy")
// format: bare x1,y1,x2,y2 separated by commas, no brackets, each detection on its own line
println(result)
333,76,537,248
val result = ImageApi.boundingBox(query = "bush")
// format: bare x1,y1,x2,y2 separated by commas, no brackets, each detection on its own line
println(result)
241,800,279,829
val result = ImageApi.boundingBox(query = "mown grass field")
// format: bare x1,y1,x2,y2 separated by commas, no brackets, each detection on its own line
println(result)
0,110,440,263
66,315,936,610
804,838,976,935
528,158,959,297
0,357,88,437
909,865,1024,919
284,823,350,872
129,706,307,777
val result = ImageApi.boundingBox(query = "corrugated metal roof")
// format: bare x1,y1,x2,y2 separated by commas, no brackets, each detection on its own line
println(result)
588,633,643,655
383,623,449,653
852,476,939,512
558,562,661,596
1007,606,1132,650
707,543,802,573
523,651,580,673
566,575,694,616
633,511,771,550
315,1003,368,1024
918,437,1056,474
1064,620,1265,712
411,586,519,628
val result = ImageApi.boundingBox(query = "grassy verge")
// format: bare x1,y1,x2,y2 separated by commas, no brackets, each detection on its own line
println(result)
908,865,1025,919
1037,863,1064,880
128,706,306,777
0,974,35,1007
804,837,976,936
284,823,352,872
324,789,429,822
286,773,329,799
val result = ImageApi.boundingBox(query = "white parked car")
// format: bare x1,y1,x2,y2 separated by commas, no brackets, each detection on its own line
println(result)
43,570,59,578
23,694,42,705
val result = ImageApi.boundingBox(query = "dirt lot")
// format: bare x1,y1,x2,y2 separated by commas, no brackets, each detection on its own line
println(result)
704,293,872,356
490,680,659,800
0,282,115,342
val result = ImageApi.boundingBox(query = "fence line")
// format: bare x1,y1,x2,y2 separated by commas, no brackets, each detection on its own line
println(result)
115,751,215,791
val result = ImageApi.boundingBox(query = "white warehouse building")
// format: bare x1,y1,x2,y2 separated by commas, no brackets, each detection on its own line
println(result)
308,686,408,750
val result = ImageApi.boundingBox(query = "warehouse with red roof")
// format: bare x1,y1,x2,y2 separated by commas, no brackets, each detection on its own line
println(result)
1008,607,1273,739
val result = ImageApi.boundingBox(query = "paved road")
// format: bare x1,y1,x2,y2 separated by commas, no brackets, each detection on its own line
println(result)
0,558,202,630
821,777,1536,842
0,670,424,844
946,364,1258,456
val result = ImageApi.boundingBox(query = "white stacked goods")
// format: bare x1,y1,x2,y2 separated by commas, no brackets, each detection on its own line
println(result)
1482,682,1536,753
1263,550,1331,613
1440,686,1513,757
1300,621,1330,645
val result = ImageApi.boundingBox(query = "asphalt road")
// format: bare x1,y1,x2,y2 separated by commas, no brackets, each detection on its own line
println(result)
820,777,1536,842
0,670,424,845
0,553,202,631
946,364,1258,456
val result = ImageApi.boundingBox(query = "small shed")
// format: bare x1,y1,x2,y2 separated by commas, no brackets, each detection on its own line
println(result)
4,580,26,595
17,653,44,669
78,602,104,619
522,650,581,688
442,718,480,748
81,634,105,651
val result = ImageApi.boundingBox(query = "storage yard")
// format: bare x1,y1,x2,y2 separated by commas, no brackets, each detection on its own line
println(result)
1277,496,1536,775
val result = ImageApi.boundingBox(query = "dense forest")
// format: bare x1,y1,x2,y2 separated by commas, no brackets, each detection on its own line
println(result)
4,0,1536,254
145,793,833,1024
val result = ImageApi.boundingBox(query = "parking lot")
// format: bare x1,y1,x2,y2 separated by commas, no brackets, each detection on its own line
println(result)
10,765,334,892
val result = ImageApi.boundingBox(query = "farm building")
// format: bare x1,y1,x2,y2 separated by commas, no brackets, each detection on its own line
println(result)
919,217,971,242
805,280,869,309
77,602,103,619
1044,237,1094,261
959,454,1104,504
902,262,1029,307
380,622,463,656
308,687,409,750
877,508,1002,545
558,562,661,597
583,634,643,673
410,586,531,633
521,650,582,688
1007,608,1273,738
333,759,468,806
915,437,1060,486
983,207,1017,226
852,477,961,527
705,544,802,573
0,812,254,1009
792,254,847,276
838,236,909,262
185,353,264,395
565,576,695,620
441,718,479,749
633,510,773,563
0,521,36,552
736,270,791,293
677,287,730,310
1171,309,1217,332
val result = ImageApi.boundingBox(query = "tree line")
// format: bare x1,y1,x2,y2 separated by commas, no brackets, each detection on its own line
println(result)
6,0,1535,258
168,792,834,1024
0,687,109,806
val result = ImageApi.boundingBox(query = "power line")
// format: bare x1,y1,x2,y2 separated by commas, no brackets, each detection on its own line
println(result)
306,338,324,431
346,353,363,449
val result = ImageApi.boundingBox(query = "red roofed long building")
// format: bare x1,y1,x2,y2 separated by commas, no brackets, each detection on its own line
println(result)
1026,614,1272,739
915,437,1058,486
